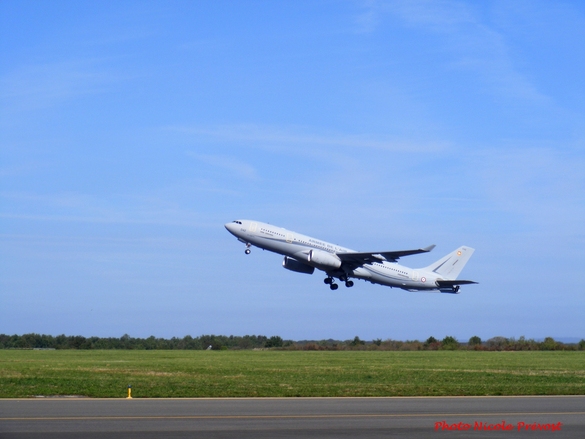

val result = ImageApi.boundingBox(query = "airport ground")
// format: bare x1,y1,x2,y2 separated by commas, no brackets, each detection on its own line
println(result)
2,351,584,437
1,350,584,398
1,396,584,438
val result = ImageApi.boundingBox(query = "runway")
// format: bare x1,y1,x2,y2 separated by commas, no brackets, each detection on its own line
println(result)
1,396,584,438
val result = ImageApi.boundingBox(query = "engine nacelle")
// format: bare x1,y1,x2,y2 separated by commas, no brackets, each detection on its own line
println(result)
308,249,342,270
436,279,461,294
282,256,315,275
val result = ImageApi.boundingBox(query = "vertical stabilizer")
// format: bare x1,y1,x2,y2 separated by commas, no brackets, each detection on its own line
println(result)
422,246,475,280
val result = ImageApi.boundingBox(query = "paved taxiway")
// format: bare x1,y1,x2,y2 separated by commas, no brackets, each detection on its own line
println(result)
1,396,584,438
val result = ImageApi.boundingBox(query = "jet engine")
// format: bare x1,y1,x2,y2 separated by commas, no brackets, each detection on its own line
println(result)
308,249,342,270
282,256,315,275
438,286,460,294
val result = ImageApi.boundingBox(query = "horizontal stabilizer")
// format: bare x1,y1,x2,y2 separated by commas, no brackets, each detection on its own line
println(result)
436,279,478,288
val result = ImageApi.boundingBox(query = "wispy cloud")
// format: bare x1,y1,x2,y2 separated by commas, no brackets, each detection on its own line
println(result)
0,162,49,177
169,124,449,154
0,59,117,114
0,191,213,227
472,146,585,228
361,0,550,103
186,153,259,180
354,0,383,34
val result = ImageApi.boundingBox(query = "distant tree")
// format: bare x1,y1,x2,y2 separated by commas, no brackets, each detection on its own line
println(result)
486,336,509,351
578,339,585,351
265,336,284,348
236,336,253,349
541,337,559,351
373,338,382,346
70,336,87,349
468,336,482,346
350,336,365,346
424,336,440,350
441,336,459,350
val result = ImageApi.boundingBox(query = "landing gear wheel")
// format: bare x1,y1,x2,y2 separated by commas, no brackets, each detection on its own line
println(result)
345,280,354,288
324,277,333,285
330,283,339,290
245,248,251,255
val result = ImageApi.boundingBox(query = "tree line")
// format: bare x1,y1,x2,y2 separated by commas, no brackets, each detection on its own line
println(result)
1,333,584,351
0,333,278,350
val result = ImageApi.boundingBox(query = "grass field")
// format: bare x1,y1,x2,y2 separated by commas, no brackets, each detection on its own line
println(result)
1,350,584,398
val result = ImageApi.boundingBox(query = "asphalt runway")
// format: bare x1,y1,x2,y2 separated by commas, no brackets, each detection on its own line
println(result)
1,396,584,439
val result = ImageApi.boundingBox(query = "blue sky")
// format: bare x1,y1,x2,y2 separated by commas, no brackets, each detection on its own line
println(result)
1,0,584,342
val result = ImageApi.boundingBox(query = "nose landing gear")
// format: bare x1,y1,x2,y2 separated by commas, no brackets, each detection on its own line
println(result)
244,243,251,254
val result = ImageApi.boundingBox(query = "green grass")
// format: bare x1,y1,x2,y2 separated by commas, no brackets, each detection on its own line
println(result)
1,350,584,398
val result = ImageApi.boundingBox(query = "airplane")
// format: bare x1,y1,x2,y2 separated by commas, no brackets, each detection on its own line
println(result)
225,219,477,293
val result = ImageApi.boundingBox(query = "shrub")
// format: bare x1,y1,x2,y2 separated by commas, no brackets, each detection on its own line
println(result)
441,336,459,350
424,336,441,350
541,337,559,351
486,336,509,351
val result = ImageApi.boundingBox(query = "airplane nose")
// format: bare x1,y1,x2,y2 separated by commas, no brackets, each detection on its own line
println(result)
224,222,237,235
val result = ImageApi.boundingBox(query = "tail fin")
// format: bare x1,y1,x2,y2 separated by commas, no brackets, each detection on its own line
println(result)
422,246,475,280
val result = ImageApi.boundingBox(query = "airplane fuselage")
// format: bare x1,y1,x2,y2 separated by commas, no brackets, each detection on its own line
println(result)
225,220,473,292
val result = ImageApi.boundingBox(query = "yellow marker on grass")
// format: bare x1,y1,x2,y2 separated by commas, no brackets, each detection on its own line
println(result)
127,385,132,399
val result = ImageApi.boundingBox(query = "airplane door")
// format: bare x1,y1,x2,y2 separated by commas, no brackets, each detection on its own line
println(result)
250,222,258,233
286,233,293,243
412,271,419,281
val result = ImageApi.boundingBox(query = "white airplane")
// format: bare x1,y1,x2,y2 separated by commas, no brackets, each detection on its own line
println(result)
225,220,477,293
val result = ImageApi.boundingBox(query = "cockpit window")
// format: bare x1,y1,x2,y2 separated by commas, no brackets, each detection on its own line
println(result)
232,220,242,225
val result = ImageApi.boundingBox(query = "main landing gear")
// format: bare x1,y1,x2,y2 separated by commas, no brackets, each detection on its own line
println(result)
324,277,354,290
324,277,338,290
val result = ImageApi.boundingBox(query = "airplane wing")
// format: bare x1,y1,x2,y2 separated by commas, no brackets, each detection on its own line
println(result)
336,245,436,265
